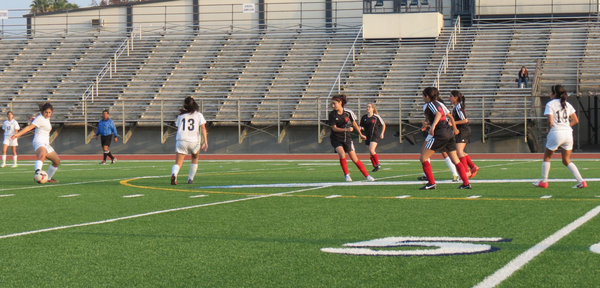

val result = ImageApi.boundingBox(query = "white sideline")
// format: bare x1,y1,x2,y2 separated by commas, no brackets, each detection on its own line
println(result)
0,185,329,241
200,178,600,189
473,205,600,288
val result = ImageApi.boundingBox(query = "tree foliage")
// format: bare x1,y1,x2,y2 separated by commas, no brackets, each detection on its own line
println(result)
30,0,79,14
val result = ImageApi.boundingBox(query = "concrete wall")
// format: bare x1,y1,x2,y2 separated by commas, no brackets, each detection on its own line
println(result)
363,12,443,39
8,125,540,156
27,0,364,35
30,6,126,35
476,0,599,16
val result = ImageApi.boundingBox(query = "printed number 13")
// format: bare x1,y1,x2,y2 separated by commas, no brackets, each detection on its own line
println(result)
181,118,195,131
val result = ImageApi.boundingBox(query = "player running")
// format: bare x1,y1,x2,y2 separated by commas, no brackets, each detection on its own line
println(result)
171,96,208,185
2,111,20,168
328,94,374,182
360,103,386,172
449,90,479,178
11,103,60,183
533,84,586,189
419,87,470,190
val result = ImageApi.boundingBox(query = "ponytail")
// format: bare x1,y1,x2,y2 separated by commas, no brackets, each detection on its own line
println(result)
370,103,378,115
180,96,199,114
423,87,441,102
551,84,567,110
450,90,465,113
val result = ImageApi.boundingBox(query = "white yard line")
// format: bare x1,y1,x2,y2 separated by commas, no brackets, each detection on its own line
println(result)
122,194,144,198
473,205,600,288
0,185,330,241
200,178,600,189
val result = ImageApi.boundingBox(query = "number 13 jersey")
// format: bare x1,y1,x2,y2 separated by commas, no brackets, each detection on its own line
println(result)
176,111,207,143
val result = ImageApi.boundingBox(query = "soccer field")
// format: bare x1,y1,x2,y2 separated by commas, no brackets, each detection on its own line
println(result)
0,158,599,287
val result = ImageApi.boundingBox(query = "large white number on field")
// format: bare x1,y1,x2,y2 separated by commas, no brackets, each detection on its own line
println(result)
591,242,600,254
321,237,509,256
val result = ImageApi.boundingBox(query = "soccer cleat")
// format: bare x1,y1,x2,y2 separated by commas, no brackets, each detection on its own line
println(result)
99,161,106,165
419,183,436,190
187,179,193,184
572,181,587,189
470,166,479,178
366,175,375,182
0,163,5,168
417,175,428,181
532,181,548,188
452,175,460,182
458,184,472,189
372,165,380,172
344,174,352,182
171,175,177,185
47,179,58,183
111,158,117,164
11,164,17,168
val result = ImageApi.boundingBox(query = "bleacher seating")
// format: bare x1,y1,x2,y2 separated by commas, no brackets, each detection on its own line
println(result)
0,20,597,129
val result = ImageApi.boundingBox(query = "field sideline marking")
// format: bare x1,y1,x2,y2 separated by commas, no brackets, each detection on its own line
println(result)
473,205,600,288
199,178,600,189
0,185,330,241
118,177,600,202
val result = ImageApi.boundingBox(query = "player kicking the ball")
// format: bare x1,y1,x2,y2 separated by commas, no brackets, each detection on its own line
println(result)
11,103,61,183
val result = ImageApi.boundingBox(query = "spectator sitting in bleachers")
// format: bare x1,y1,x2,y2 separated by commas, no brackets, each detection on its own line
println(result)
518,66,529,88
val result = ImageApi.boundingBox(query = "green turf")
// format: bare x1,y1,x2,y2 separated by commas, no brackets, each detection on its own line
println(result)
0,158,598,287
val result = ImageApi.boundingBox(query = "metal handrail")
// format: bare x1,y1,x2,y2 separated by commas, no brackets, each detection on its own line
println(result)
326,25,363,100
81,29,137,103
433,16,460,89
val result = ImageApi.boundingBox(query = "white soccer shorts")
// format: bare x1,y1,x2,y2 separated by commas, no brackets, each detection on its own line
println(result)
175,140,201,155
545,129,573,151
33,141,55,154
3,136,18,146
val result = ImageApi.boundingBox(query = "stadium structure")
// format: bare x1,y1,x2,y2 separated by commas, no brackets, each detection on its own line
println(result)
1,0,600,154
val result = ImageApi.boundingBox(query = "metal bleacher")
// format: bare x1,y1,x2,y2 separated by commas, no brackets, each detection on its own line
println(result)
1,20,599,137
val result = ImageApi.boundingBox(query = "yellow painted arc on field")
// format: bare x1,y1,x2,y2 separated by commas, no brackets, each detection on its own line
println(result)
120,177,600,202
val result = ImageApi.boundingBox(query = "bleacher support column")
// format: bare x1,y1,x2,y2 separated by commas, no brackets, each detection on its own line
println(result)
161,100,165,143
325,0,332,29
258,0,265,30
398,96,403,144
482,95,486,143
524,92,527,143
193,0,199,31
122,101,127,143
49,125,63,145
317,97,322,143
84,99,88,143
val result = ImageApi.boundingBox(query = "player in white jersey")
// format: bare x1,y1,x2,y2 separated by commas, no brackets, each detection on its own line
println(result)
171,96,208,185
533,84,586,189
2,111,20,168
12,103,61,183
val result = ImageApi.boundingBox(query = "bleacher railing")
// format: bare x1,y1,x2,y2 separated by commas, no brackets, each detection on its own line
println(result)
433,16,460,89
81,28,139,143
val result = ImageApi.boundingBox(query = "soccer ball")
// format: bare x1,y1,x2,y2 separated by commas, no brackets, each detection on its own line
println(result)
34,170,48,184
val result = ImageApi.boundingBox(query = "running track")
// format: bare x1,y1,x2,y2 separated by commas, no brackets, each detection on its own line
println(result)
13,153,600,161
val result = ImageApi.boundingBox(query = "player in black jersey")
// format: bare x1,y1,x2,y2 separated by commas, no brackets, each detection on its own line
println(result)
360,103,386,172
328,94,374,182
419,87,471,190
449,90,479,178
